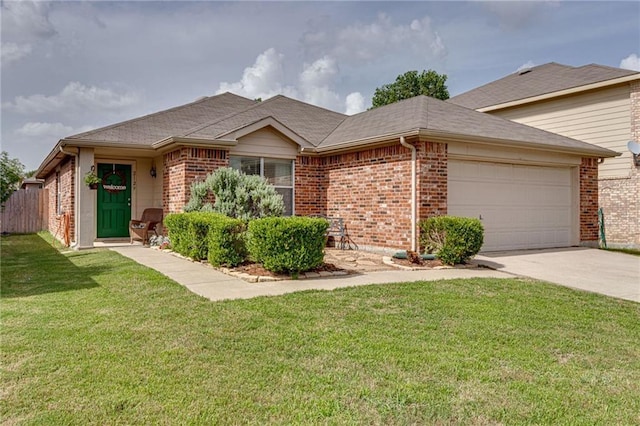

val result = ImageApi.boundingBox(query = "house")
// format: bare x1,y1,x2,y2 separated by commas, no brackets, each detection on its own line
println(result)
449,63,640,248
20,177,44,190
36,92,616,252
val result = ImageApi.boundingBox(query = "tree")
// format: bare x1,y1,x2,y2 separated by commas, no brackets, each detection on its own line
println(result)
371,69,449,109
0,151,25,204
184,167,284,220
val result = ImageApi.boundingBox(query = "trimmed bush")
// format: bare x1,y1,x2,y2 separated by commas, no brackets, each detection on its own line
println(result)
419,216,484,265
164,212,247,265
207,216,247,267
248,217,329,275
164,213,190,256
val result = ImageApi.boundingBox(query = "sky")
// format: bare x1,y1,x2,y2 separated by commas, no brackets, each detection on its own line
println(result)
2,1,639,171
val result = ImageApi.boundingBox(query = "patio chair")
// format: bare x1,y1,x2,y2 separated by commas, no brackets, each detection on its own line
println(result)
129,208,164,245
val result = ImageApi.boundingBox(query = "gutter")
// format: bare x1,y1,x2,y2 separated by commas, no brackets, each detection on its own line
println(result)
399,136,417,252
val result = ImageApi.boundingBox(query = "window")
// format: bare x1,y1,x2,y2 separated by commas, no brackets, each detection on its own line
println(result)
230,156,294,215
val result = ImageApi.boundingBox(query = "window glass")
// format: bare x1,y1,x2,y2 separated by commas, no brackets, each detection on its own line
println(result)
229,156,260,176
264,158,292,186
275,188,293,216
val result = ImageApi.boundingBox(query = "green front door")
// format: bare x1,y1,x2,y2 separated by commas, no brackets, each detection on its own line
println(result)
97,163,131,238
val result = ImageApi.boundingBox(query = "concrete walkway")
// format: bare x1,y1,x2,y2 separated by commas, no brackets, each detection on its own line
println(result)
476,247,640,302
110,245,510,301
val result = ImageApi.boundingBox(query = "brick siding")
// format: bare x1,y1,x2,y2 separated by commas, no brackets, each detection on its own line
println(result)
598,80,640,247
417,141,448,219
294,155,327,216
43,157,75,244
580,157,599,243
163,148,228,214
324,144,414,249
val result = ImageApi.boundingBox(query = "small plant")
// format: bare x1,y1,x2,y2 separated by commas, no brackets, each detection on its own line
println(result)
149,235,171,250
84,171,101,187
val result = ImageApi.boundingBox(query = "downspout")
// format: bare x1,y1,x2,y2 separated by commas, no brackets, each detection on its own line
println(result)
59,145,79,248
399,136,417,252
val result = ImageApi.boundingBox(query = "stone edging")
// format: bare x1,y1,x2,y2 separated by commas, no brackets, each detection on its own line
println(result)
152,247,350,282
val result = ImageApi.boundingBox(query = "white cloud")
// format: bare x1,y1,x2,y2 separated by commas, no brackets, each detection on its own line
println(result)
15,122,94,138
298,56,341,110
516,60,536,72
482,2,551,30
302,13,447,64
620,53,640,71
216,48,297,100
2,0,57,41
3,82,141,115
345,92,366,115
1,42,32,66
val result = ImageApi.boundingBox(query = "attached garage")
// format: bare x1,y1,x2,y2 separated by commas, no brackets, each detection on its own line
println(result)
448,159,579,252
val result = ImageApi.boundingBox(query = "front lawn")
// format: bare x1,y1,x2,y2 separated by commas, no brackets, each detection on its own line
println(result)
2,233,639,424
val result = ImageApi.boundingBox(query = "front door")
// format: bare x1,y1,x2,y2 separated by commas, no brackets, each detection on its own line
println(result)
97,163,132,238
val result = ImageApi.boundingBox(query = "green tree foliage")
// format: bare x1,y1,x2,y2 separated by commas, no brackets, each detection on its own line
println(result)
1,152,25,204
184,167,284,220
371,69,449,108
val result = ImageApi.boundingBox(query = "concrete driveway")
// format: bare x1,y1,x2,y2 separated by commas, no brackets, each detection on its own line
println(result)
475,247,640,302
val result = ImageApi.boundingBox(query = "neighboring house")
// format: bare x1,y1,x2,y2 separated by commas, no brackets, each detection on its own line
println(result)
449,63,640,248
20,177,44,190
36,92,615,252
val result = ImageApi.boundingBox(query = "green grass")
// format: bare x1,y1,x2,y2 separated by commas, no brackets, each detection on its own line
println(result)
603,247,640,256
2,233,640,425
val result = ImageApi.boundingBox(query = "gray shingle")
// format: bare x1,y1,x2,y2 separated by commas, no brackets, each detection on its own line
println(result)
187,95,346,146
448,63,639,109
66,92,257,144
320,95,616,157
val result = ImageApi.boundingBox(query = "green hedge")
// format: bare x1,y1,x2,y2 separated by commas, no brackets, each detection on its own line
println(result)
419,216,484,265
164,212,246,265
248,217,329,275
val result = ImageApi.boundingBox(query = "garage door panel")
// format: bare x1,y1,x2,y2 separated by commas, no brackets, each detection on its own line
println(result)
448,161,574,252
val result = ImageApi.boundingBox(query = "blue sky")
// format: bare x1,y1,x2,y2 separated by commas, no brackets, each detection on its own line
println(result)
2,0,639,170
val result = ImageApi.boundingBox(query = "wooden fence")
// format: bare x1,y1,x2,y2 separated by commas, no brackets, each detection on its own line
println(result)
1,189,48,234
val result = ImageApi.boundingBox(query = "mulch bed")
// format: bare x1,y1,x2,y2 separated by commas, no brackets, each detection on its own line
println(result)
232,262,345,278
391,258,445,268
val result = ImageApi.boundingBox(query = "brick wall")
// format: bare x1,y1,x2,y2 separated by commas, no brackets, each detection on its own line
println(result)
163,148,228,213
417,141,448,220
324,144,414,249
598,80,640,247
294,155,326,216
43,157,75,244
580,157,599,244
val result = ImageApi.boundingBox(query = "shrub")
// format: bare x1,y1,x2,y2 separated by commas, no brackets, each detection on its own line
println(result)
248,217,329,275
419,216,484,265
207,216,247,267
164,212,247,265
164,213,190,255
185,167,284,220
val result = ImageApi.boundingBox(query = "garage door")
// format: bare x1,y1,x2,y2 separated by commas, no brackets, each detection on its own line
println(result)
448,160,575,252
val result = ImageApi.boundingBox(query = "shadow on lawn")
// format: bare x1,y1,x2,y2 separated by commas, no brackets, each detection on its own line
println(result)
1,234,103,298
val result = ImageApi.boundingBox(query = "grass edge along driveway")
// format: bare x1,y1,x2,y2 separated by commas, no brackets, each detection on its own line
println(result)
2,233,640,425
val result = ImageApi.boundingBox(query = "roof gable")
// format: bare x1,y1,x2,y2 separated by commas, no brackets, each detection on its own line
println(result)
448,62,640,110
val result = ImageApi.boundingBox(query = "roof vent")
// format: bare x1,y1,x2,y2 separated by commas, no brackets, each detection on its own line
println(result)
518,69,532,76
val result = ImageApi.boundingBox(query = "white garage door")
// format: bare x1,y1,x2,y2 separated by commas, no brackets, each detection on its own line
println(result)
448,160,575,252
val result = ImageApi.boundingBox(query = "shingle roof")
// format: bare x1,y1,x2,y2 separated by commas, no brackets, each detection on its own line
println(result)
66,92,257,144
186,95,346,146
448,63,639,110
56,90,615,159
319,95,615,157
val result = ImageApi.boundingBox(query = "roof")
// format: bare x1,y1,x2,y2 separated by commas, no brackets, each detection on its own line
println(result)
186,95,346,146
67,92,258,144
448,62,640,110
37,88,618,177
319,95,616,157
